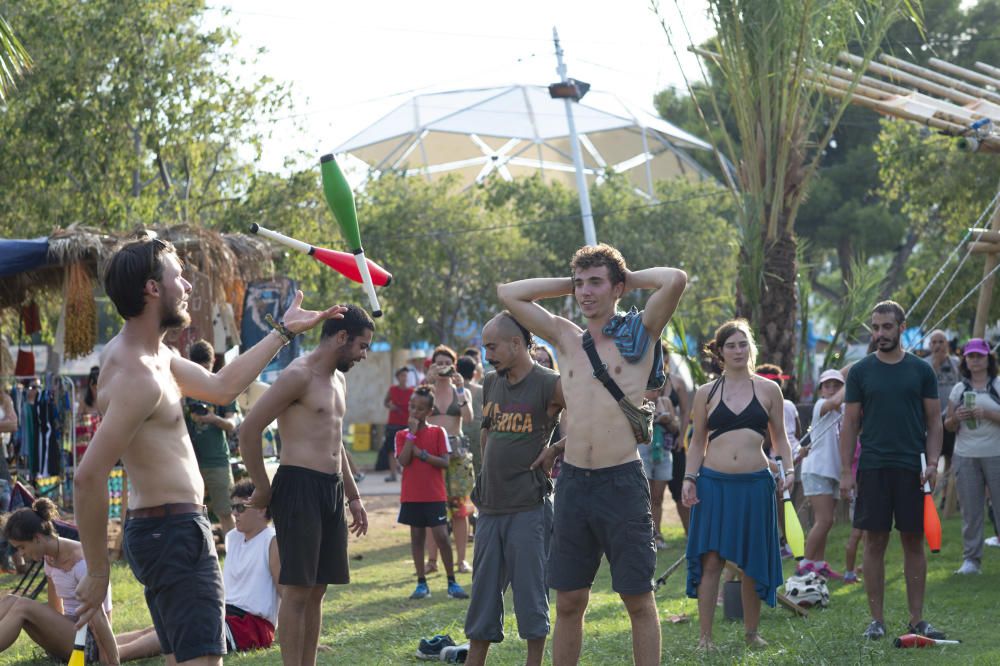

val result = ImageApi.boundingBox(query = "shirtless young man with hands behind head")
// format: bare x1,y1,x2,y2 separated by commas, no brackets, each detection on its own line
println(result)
499,243,686,666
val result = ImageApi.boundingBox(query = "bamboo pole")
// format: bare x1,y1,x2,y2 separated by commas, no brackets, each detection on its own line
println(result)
973,186,1000,338
816,82,969,134
929,58,1000,91
814,62,908,96
969,241,1000,254
839,53,978,106
969,228,1000,243
880,54,1000,105
975,62,1000,81
807,69,896,101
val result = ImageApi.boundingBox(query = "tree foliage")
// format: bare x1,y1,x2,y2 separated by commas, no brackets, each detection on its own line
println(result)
0,0,288,236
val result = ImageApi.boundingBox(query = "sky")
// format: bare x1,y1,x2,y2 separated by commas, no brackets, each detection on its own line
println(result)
203,0,714,173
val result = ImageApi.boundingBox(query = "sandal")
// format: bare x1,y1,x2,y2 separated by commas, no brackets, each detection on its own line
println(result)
424,559,438,574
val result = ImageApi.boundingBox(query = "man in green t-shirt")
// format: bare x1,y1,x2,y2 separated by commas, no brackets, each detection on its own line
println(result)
839,301,945,642
465,312,564,666
185,340,238,539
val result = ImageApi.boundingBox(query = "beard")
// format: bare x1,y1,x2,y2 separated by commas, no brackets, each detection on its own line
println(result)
337,359,354,373
877,335,900,352
160,300,190,330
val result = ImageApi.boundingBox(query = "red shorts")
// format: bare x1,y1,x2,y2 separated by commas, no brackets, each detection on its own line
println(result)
225,613,275,652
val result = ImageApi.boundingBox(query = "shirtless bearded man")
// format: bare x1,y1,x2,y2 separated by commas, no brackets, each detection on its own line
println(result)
499,243,686,666
239,305,373,666
73,236,345,665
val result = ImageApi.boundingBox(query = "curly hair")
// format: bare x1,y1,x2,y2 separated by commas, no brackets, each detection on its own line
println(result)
570,244,627,286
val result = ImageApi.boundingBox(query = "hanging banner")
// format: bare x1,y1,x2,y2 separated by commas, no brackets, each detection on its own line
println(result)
241,277,301,382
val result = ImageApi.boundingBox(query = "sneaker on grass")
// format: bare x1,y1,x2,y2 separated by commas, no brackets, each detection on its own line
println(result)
843,571,859,584
909,620,946,640
447,580,469,599
440,643,470,663
814,562,843,580
862,620,885,640
955,559,981,575
416,634,454,660
795,561,815,576
411,581,431,600
985,536,1000,548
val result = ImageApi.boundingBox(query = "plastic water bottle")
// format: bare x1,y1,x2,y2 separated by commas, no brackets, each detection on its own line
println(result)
963,391,979,430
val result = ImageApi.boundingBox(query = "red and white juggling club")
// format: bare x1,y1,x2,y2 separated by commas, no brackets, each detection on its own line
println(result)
249,223,392,288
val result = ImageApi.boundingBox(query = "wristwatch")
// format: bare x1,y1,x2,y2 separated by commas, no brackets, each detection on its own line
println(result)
418,449,429,462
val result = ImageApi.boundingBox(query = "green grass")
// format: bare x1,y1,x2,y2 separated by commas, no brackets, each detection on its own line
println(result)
3,509,999,664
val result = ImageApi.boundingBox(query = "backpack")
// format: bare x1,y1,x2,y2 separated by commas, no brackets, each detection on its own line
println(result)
960,377,1000,406
784,572,830,608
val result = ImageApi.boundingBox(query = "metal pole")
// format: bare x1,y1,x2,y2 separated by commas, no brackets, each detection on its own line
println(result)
553,27,597,246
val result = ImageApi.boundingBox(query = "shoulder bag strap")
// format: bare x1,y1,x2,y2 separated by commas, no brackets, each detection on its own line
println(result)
582,331,626,402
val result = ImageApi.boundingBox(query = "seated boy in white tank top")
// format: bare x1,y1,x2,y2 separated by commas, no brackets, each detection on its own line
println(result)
224,479,281,652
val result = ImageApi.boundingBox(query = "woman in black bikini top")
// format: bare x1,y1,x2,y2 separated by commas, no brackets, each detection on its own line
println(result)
680,319,794,651
706,375,769,441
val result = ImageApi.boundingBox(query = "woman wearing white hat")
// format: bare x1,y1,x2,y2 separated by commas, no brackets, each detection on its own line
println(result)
797,368,847,579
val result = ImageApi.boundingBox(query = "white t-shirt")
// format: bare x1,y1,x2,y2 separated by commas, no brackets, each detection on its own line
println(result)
802,399,843,480
224,525,279,626
783,400,801,458
948,379,1000,458
44,557,113,618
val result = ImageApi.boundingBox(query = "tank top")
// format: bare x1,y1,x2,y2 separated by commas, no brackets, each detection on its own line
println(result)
706,377,769,441
44,556,113,618
475,365,561,514
224,525,279,626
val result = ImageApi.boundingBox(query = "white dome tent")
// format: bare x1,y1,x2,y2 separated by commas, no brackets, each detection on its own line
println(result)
333,84,714,197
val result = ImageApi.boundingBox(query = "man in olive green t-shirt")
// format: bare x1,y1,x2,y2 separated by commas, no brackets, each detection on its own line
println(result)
839,301,944,642
465,312,564,666
185,340,238,539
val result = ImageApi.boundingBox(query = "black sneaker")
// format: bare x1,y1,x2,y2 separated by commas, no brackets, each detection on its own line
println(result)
909,620,946,640
416,634,455,660
862,620,886,640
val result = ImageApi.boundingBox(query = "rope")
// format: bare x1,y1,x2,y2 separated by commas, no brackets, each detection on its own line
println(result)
908,189,1000,325
908,258,1000,351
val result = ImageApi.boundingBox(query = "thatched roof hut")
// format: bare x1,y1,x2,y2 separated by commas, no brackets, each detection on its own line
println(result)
1,225,276,358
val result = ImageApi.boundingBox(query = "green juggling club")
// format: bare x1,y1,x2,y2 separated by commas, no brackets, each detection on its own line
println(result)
320,154,382,317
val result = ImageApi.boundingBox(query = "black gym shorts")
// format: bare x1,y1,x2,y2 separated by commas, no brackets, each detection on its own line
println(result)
398,501,449,528
853,467,923,533
270,465,350,586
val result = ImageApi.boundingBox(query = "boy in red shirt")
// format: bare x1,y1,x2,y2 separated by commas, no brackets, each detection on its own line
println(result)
396,387,469,600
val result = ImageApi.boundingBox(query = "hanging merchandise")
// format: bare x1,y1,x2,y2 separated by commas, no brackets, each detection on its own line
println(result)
20,301,41,336
64,261,97,359
14,315,34,378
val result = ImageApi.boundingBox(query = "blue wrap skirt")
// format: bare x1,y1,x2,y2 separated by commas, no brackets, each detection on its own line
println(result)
685,466,782,607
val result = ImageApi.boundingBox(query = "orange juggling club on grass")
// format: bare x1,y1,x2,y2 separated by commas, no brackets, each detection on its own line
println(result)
894,633,960,648
249,223,392,288
921,453,942,553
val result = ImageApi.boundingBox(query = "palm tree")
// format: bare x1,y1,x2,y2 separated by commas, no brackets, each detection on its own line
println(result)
0,12,31,102
658,0,921,372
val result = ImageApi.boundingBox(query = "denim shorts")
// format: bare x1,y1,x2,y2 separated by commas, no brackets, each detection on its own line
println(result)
123,512,225,661
638,444,673,482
